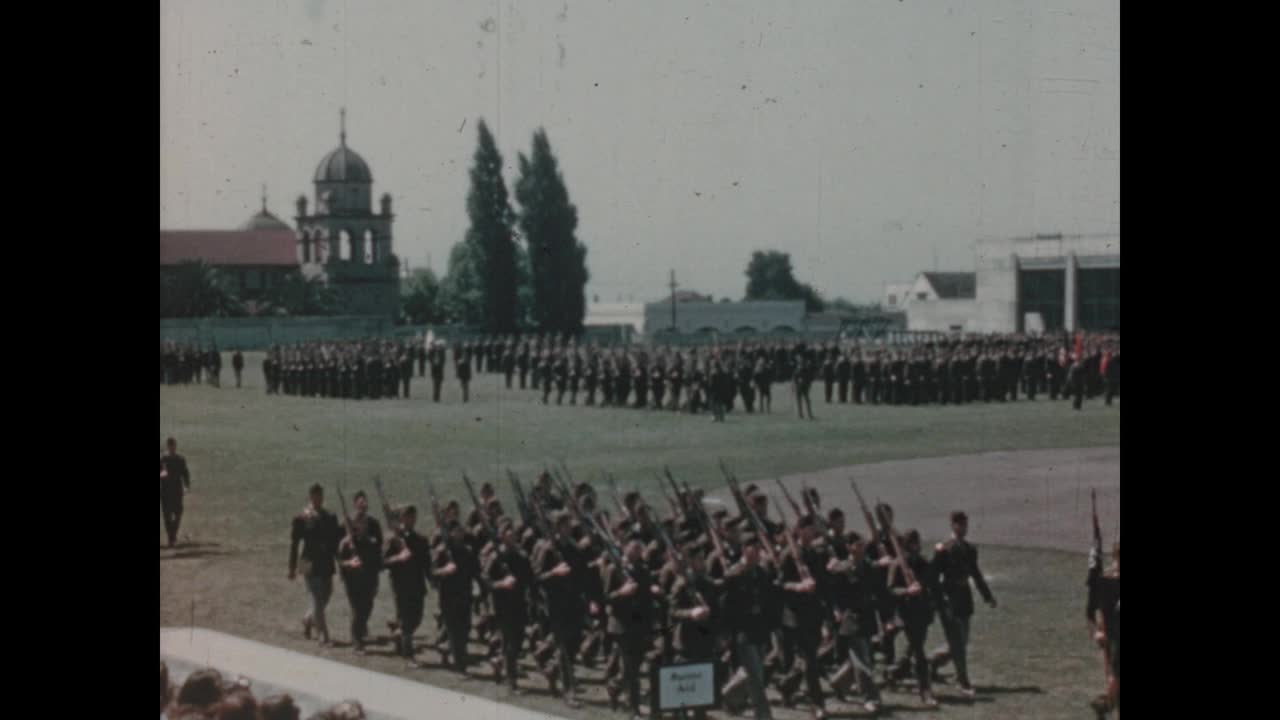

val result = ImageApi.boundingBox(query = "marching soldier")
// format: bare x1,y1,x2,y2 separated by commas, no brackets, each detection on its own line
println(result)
826,530,882,713
289,483,342,646
887,529,942,708
436,521,480,674
604,537,658,718
429,343,446,402
1087,541,1120,717
383,505,432,667
669,546,717,720
159,437,191,548
487,520,535,693
232,349,244,388
777,515,828,718
532,512,588,708
930,511,996,696
337,491,383,654
724,533,778,720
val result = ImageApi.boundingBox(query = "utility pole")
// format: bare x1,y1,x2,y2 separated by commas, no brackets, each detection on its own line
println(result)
668,269,678,332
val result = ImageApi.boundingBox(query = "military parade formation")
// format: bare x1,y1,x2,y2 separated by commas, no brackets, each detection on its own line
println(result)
162,331,1121,718
475,331,1121,418
164,332,1121,418
282,462,1121,719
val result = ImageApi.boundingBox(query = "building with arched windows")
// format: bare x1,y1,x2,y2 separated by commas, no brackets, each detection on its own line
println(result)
159,110,401,318
294,109,400,317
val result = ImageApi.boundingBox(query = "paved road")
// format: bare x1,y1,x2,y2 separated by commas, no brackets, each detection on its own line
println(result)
161,628,568,720
712,446,1120,553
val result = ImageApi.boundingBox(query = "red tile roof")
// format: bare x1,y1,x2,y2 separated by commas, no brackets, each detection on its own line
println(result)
159,230,298,267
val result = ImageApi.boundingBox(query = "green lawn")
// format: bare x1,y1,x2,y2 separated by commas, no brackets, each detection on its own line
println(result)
160,353,1119,719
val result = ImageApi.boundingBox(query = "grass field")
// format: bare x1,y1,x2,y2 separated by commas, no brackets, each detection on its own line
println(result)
160,352,1120,720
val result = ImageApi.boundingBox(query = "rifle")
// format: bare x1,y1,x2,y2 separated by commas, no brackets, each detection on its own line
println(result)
607,473,632,522
336,480,356,546
663,466,689,520
372,476,399,531
776,478,804,519
669,471,726,561
1091,489,1118,707
770,492,812,583
659,476,683,521
514,469,554,537
875,497,917,588
724,470,781,566
506,469,536,531
849,479,886,555
461,473,498,545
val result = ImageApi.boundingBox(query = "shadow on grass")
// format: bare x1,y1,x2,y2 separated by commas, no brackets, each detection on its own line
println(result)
971,685,1044,695
160,542,234,561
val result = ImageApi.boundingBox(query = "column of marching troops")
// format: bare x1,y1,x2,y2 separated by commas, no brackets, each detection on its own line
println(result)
283,462,1122,719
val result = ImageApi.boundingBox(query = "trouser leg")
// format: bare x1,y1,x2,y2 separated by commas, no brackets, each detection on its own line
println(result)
851,633,880,701
904,622,931,693
445,609,472,671
734,638,773,720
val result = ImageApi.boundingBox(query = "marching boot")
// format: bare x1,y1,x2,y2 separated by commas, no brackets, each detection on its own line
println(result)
303,617,313,640
928,649,950,684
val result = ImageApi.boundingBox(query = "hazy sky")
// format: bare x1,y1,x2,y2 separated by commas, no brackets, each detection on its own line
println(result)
160,0,1118,304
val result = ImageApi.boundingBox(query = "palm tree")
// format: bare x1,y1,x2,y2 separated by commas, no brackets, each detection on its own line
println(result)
160,260,244,318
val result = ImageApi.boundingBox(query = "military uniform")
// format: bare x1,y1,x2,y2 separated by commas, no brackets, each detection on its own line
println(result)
338,515,383,651
159,451,191,547
384,524,432,659
603,557,656,715
437,535,480,672
486,541,534,690
289,504,342,643
456,347,472,403
931,537,995,690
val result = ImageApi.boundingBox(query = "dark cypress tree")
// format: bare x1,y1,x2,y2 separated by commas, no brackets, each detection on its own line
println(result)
464,119,518,333
514,129,589,337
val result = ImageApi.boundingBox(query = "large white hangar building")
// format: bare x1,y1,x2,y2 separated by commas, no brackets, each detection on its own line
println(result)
906,233,1120,334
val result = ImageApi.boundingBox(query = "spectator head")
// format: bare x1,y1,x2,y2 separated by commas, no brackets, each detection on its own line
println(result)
216,688,258,720
176,668,225,709
259,694,302,720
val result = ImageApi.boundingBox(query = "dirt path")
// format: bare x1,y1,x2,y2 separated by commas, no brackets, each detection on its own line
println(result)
714,446,1120,553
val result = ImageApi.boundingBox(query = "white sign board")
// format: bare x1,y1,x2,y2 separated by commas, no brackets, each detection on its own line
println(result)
1024,312,1045,336
656,662,716,710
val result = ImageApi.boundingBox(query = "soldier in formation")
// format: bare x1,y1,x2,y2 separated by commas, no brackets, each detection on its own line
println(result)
484,331,1119,416
283,466,1018,718
259,339,416,400
160,341,228,387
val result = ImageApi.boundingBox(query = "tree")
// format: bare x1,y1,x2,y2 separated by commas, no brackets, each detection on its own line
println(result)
463,119,519,333
401,267,441,325
743,250,825,312
266,270,338,316
160,260,244,318
515,128,590,337
437,240,484,325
